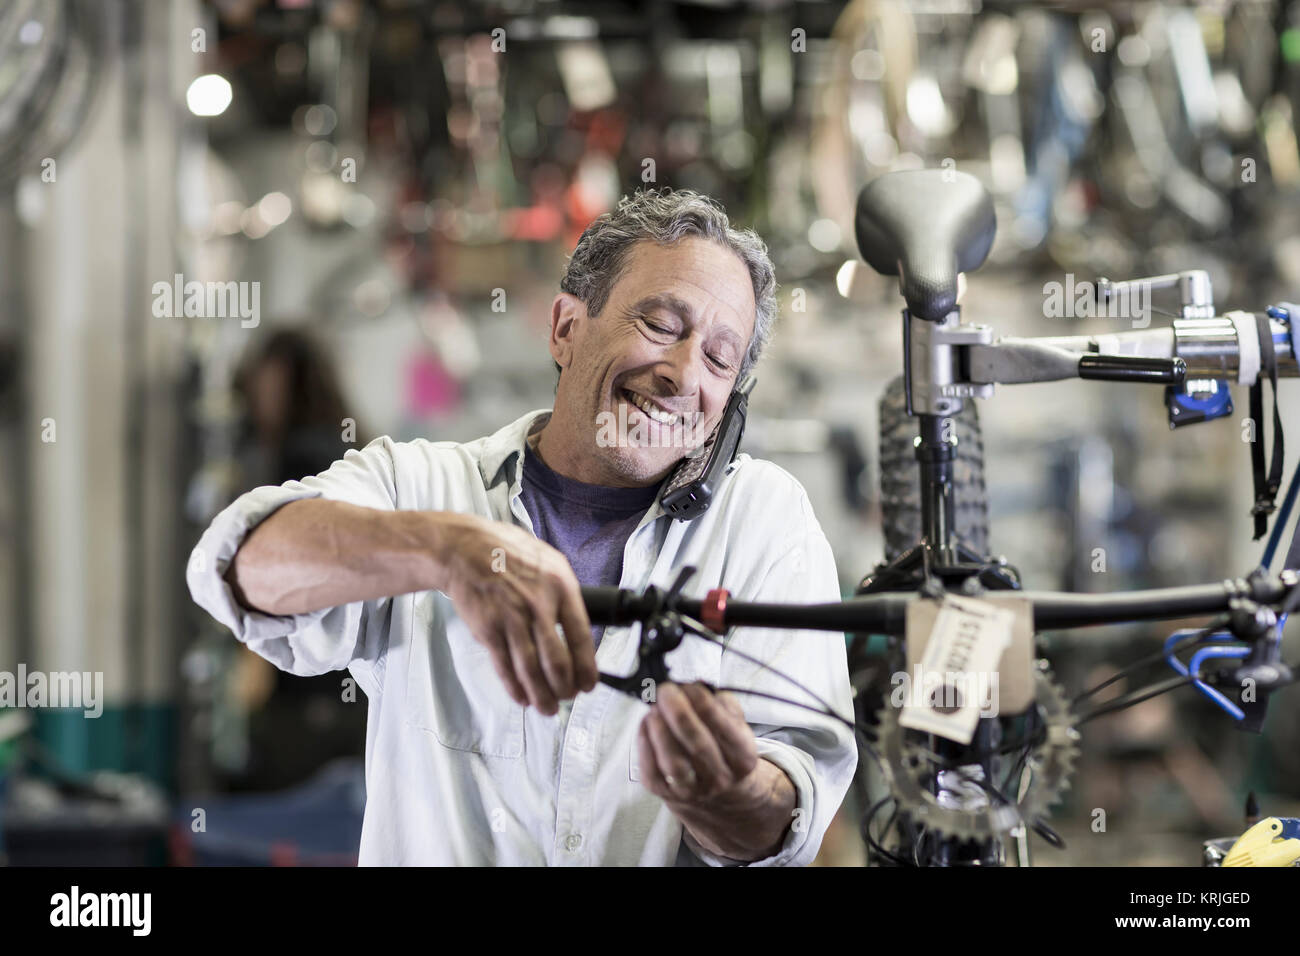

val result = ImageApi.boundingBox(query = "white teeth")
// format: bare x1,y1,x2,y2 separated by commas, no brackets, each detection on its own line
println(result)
624,390,679,426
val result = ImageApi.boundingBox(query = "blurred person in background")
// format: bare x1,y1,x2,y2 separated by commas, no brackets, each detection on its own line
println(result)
188,189,856,865
220,329,368,792
235,330,361,492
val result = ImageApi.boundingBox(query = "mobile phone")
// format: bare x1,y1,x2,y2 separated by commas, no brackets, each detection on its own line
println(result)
660,374,756,520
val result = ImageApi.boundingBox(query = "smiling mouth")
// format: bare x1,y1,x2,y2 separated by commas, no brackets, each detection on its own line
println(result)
619,387,683,427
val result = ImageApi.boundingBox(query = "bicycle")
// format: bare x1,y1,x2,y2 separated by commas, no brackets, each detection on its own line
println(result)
581,168,1300,866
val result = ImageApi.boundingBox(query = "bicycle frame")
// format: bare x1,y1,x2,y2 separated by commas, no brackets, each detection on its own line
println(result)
584,169,1300,865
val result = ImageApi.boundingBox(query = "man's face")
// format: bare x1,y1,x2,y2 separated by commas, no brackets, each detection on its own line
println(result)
551,237,756,485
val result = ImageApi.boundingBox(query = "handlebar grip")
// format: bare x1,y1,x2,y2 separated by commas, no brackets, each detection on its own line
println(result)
580,587,703,626
1078,354,1187,384
581,587,627,626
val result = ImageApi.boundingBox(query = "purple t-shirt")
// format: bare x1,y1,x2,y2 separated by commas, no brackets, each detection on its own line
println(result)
519,443,662,649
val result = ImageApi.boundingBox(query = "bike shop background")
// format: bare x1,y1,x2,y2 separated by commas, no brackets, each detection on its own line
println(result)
0,0,1297,866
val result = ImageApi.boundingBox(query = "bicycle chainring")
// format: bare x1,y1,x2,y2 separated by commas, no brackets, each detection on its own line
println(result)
873,663,1080,847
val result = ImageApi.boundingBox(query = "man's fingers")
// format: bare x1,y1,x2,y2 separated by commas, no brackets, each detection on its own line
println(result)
637,719,670,795
687,685,757,778
654,684,728,791
531,610,575,700
504,616,557,714
717,689,746,719
557,583,598,691
482,629,529,706
644,707,697,797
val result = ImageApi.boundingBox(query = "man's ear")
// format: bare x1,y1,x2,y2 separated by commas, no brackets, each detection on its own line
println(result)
550,292,586,371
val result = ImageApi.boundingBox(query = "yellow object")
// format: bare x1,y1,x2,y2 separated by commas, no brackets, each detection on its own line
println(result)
1223,818,1300,867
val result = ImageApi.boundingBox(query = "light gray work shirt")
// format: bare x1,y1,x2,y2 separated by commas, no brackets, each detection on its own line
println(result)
187,408,857,865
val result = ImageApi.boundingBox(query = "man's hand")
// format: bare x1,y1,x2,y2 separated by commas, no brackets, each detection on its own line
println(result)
224,500,596,715
638,682,797,862
436,513,598,715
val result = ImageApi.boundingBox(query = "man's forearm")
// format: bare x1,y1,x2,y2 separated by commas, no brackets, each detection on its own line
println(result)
225,499,459,616
672,758,796,862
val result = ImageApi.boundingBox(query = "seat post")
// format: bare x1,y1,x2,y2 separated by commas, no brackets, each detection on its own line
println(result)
903,305,967,567
915,413,958,564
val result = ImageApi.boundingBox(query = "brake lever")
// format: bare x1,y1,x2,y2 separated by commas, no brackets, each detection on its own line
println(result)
1192,594,1297,731
597,566,712,701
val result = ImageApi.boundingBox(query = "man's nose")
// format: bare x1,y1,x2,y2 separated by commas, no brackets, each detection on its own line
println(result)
655,337,702,398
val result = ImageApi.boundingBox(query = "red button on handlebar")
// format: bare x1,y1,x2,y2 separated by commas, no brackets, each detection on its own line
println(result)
701,588,728,634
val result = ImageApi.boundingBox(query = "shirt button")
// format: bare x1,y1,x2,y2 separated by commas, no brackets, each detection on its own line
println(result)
572,728,588,750
564,833,583,853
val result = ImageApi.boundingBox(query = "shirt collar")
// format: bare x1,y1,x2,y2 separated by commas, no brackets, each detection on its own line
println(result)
477,407,552,490
476,407,669,525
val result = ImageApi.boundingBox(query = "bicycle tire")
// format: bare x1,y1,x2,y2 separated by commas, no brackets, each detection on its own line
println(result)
878,374,990,560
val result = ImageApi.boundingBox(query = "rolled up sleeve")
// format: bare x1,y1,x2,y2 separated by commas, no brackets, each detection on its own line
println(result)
186,437,401,686
685,487,857,867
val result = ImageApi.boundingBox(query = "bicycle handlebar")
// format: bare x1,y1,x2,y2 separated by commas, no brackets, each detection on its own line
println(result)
581,571,1299,637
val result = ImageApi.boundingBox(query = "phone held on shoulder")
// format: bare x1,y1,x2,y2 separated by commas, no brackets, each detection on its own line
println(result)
660,374,756,520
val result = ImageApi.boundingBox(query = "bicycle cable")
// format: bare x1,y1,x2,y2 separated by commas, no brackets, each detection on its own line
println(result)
1076,673,1197,725
862,794,909,866
1071,615,1231,705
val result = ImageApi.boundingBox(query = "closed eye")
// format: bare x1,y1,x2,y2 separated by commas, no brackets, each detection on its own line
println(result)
637,313,679,338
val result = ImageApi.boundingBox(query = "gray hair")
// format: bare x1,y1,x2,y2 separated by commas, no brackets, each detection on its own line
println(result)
557,187,777,381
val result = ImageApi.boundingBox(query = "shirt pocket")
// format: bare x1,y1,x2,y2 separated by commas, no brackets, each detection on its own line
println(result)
404,595,525,758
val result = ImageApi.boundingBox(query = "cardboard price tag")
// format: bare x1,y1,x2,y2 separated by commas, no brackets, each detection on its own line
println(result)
898,595,1015,744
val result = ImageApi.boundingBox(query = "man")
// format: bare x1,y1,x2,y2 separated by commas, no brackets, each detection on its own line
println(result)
187,188,856,865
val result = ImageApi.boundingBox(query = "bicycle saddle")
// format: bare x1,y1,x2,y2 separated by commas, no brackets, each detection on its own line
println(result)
854,169,996,322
